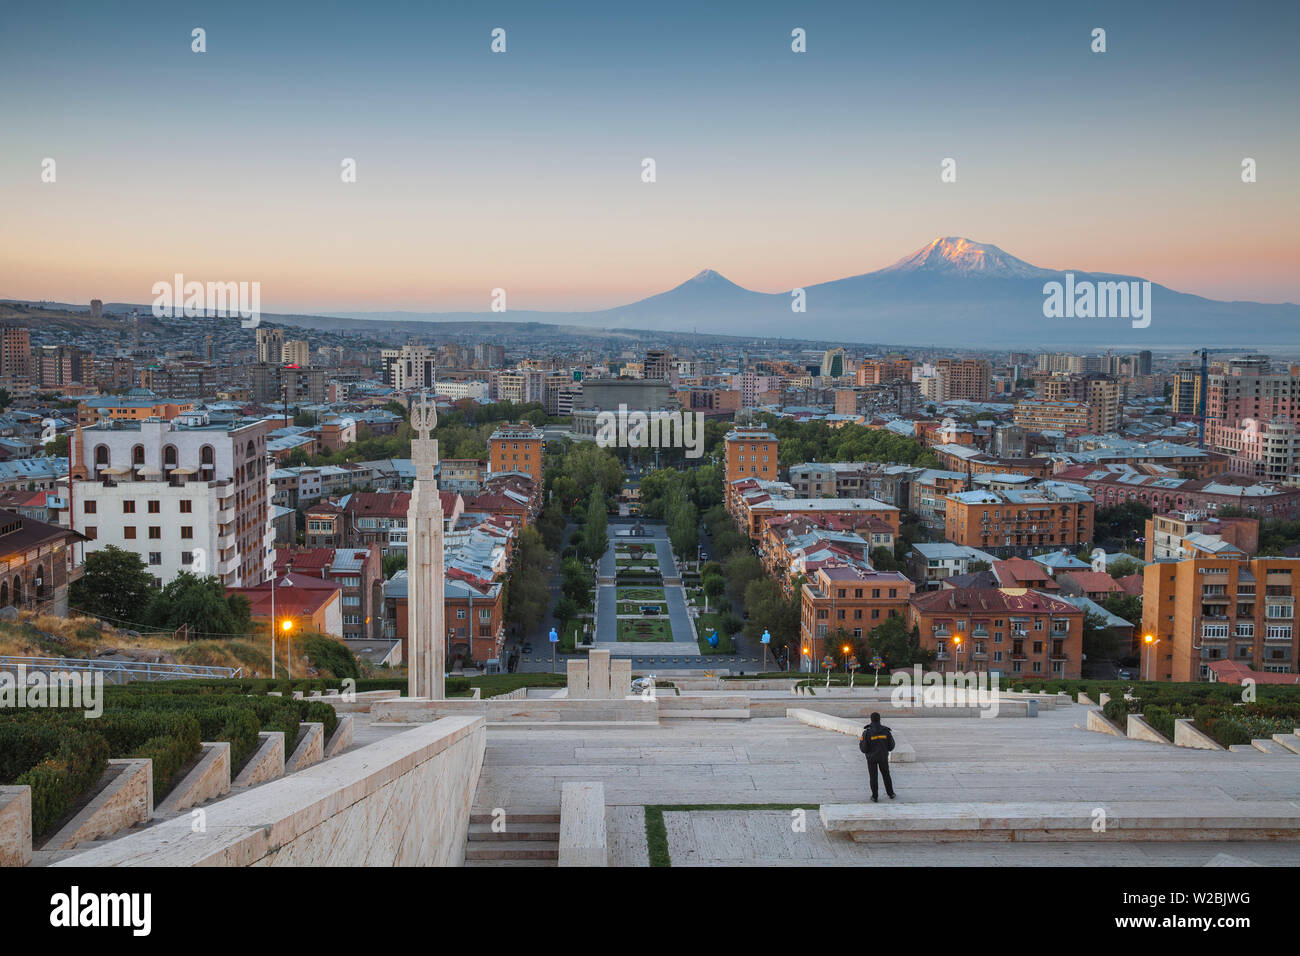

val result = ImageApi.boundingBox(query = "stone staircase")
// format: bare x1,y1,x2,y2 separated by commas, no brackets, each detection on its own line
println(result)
463,809,560,867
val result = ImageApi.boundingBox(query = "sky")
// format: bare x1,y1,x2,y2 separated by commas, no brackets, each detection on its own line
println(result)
1,0,1297,315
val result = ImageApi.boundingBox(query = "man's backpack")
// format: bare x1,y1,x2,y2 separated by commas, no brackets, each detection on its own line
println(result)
858,728,870,754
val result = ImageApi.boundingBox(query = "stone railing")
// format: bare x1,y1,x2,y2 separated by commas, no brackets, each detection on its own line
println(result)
53,716,486,867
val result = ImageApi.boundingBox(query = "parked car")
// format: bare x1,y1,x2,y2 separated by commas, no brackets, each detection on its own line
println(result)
522,642,534,654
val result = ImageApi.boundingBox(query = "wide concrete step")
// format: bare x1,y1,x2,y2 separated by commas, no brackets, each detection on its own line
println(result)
659,709,751,720
464,859,556,867
464,841,559,861
468,822,561,841
1250,738,1286,754
470,809,559,825
1270,733,1300,755
820,801,1300,843
1229,744,1263,754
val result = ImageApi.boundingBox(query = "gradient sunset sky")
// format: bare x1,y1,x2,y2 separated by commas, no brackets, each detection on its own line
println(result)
1,0,1297,315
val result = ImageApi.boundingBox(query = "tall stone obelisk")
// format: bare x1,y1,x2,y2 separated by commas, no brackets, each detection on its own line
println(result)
406,393,445,700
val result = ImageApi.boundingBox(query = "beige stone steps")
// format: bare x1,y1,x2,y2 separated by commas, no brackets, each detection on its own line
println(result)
464,858,555,867
470,809,560,825
1250,738,1287,754
660,709,750,720
1270,733,1300,754
468,822,561,841
464,840,559,861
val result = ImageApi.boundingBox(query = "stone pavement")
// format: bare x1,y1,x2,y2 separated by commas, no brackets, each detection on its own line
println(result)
470,703,1300,866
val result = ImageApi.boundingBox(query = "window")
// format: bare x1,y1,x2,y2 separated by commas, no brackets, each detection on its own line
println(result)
148,527,161,540
123,500,136,514
181,527,193,539
124,527,136,539
84,526,97,541
149,553,162,565
181,552,194,565
148,500,160,513
83,500,96,514
457,609,467,619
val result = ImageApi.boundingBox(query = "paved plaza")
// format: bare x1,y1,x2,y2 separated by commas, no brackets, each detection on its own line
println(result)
471,703,1300,866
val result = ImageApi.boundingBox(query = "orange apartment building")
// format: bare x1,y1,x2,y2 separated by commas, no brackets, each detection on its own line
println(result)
1141,556,1299,682
856,358,914,386
489,422,544,482
944,485,1094,557
907,587,1085,679
799,565,915,666
725,425,779,483
741,495,901,539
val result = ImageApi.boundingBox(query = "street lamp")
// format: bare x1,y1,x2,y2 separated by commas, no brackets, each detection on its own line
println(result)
282,618,294,679
549,626,559,674
952,634,962,674
801,645,810,674
1142,633,1159,682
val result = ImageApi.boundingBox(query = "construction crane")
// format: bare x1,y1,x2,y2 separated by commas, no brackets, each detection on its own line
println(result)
1191,348,1253,449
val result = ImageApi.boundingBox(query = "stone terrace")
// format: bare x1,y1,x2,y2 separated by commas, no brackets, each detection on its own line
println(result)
471,704,1300,866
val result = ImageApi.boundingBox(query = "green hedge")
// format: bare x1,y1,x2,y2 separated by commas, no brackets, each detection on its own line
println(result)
17,732,110,837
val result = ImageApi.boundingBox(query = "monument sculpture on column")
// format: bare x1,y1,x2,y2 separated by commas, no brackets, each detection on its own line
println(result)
406,393,445,700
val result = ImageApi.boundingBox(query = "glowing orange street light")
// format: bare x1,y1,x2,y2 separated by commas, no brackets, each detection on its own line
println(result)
281,618,295,679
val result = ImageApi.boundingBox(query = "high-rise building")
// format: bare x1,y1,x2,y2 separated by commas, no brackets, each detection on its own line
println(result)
90,299,103,319
644,349,674,382
281,339,311,367
1041,374,1119,433
381,344,437,390
820,347,846,379
724,425,779,484
0,326,33,384
256,327,285,364
933,359,991,401
1142,556,1299,681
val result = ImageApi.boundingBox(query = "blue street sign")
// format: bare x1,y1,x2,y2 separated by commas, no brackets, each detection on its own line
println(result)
548,628,559,643
760,630,771,645
708,630,719,648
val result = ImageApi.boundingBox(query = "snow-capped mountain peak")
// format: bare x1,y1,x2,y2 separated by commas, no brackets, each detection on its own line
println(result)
884,237,1049,278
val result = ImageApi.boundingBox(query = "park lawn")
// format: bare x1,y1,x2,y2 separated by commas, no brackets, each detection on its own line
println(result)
616,586,666,602
617,619,674,641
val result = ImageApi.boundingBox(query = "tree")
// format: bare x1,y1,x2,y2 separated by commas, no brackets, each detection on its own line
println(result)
583,493,608,562
382,553,407,579
1100,592,1142,627
866,616,931,670
147,572,250,639
1082,610,1123,663
1106,557,1143,579
870,547,900,572
69,546,156,624
43,433,68,458
0,387,11,412
561,557,590,605
554,596,579,627
505,527,551,636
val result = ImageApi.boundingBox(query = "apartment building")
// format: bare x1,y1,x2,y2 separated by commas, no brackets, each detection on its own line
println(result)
799,565,915,668
1040,375,1120,433
907,587,1085,679
488,422,544,482
724,425,779,483
70,411,275,587
1141,557,1300,681
943,483,1094,557
1144,512,1258,561
1013,399,1095,434
933,359,992,402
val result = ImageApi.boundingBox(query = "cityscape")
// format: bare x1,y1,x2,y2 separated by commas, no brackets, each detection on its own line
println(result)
0,0,1297,930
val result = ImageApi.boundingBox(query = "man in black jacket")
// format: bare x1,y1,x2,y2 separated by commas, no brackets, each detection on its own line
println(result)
859,712,896,802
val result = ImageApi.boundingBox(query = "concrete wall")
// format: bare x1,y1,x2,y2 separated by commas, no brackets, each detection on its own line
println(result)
55,716,486,867
373,697,658,723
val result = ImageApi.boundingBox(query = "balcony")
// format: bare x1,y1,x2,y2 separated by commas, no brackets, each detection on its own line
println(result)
1264,632,1294,643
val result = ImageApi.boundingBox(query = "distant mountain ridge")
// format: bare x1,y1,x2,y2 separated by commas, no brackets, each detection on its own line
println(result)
9,237,1297,348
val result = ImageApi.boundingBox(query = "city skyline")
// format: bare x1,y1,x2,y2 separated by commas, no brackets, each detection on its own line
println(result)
2,0,1298,314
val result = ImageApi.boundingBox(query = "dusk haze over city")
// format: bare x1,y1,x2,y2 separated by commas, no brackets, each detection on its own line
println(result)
1,0,1298,930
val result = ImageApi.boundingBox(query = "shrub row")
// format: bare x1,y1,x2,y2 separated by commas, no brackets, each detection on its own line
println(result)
17,732,110,837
